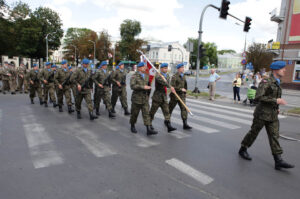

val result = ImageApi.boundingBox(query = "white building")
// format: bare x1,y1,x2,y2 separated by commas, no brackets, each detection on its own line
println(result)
50,38,67,64
145,42,190,73
217,53,243,69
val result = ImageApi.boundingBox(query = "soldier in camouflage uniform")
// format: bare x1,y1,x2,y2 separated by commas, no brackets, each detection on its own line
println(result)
111,62,130,115
17,63,27,93
70,58,97,120
92,61,115,118
130,62,157,135
40,62,57,107
1,62,10,94
54,60,74,113
68,66,77,104
169,63,192,130
28,64,43,104
149,63,176,132
8,63,17,94
239,61,294,170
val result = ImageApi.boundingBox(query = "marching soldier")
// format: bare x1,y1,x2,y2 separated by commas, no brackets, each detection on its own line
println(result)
17,63,27,93
92,61,115,118
54,60,74,113
130,62,157,135
40,62,57,107
169,63,192,130
149,63,176,132
239,61,294,170
70,58,98,120
8,63,17,94
28,64,43,104
1,61,10,94
111,62,130,115
68,66,77,104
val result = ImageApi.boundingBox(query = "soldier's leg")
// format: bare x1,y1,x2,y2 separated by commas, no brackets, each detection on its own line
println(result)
9,79,15,93
57,89,64,106
75,93,83,111
37,86,43,99
93,90,100,110
24,80,29,93
168,96,178,116
83,93,94,112
120,87,128,108
49,84,57,103
65,88,72,106
161,101,171,121
111,88,119,108
29,86,35,100
18,77,23,92
130,103,141,125
241,118,265,148
103,91,113,111
265,120,283,155
141,102,151,126
44,86,49,103
178,97,188,120
149,101,160,121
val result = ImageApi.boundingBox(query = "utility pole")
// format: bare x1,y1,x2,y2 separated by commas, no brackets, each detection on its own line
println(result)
88,40,96,65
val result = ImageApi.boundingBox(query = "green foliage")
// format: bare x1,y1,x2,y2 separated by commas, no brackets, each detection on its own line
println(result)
246,43,273,73
218,49,236,55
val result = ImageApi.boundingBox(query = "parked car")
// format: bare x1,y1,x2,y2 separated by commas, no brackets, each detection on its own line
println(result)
184,70,193,76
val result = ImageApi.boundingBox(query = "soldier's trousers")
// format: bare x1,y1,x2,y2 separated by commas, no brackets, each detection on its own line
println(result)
44,83,56,103
29,84,43,100
150,100,170,121
1,80,10,92
130,102,151,126
94,88,112,111
111,86,128,108
76,92,93,112
169,94,187,120
241,117,283,155
17,77,24,91
57,86,72,106
9,78,17,92
24,80,29,92
71,84,77,102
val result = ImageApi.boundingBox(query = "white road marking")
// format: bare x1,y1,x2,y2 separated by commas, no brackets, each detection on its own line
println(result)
166,158,214,185
135,134,160,148
169,130,191,139
173,110,240,130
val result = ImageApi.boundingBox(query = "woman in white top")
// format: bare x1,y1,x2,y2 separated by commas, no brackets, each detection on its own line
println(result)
233,73,242,103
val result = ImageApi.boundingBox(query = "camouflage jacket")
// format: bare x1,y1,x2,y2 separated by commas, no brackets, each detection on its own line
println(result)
70,67,93,93
54,68,72,87
0,67,10,80
28,69,41,86
130,71,150,104
40,69,55,84
152,73,170,102
170,72,187,97
92,69,110,91
111,69,127,88
8,67,17,80
254,73,281,121
17,66,27,78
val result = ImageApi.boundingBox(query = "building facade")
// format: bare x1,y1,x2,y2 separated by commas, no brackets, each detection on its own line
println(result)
217,53,243,69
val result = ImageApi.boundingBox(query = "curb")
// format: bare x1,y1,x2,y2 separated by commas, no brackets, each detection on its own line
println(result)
281,111,300,118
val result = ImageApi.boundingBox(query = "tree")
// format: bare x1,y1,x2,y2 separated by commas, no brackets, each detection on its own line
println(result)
96,30,112,62
246,43,273,73
218,49,236,55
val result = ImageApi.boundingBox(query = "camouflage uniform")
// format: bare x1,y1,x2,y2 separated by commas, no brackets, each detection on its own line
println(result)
111,68,129,109
1,66,10,93
241,74,283,155
8,66,17,93
54,68,72,107
129,71,151,126
17,65,27,93
40,69,57,105
28,69,43,102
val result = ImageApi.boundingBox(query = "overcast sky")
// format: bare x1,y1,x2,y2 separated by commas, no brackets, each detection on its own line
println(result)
7,0,282,52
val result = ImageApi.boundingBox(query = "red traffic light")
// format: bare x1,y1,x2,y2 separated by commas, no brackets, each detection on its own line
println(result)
220,0,230,19
243,16,252,32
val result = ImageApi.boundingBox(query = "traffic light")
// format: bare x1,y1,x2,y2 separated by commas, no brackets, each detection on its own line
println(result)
168,45,172,52
243,17,252,32
198,44,206,58
147,44,151,51
220,0,230,19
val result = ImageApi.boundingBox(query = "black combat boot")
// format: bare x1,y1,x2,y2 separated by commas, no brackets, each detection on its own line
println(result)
53,103,58,108
44,102,48,107
77,111,82,119
111,106,116,113
59,105,63,112
131,124,137,133
146,125,158,136
3,91,6,94
124,107,131,115
273,154,294,170
183,119,192,130
31,98,34,104
95,108,100,116
39,98,43,105
149,125,154,130
11,92,16,95
165,120,176,132
89,112,98,120
68,105,74,114
109,110,116,118
239,146,252,161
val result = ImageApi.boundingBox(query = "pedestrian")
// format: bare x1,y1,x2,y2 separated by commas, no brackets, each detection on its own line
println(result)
111,61,130,115
254,72,262,88
149,63,176,132
130,61,158,135
40,62,57,107
169,63,192,130
70,58,98,120
28,64,43,104
17,63,27,93
208,69,221,101
232,72,241,103
239,61,294,170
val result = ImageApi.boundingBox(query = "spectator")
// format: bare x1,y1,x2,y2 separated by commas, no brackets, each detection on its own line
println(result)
233,73,242,103
254,72,262,88
208,69,221,101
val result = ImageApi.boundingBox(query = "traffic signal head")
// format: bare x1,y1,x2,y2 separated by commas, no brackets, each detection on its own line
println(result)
147,44,151,51
220,0,230,19
244,17,252,32
168,45,172,52
199,44,206,58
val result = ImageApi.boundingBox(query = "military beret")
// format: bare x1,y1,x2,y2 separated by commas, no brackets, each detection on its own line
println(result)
100,61,108,67
45,62,51,66
118,61,124,66
51,64,57,68
270,61,286,70
160,63,168,68
82,58,90,65
115,65,119,70
68,66,72,70
137,62,146,67
61,60,67,65
33,64,37,67
176,63,184,69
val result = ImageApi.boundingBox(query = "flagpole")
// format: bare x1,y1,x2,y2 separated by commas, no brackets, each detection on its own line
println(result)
138,50,193,116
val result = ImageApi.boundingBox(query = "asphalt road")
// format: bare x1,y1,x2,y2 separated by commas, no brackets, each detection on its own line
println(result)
0,89,299,199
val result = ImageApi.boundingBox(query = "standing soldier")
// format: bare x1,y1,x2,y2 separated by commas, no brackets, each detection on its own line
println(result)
17,63,27,93
1,62,10,94
169,63,192,130
69,66,77,104
149,63,176,132
111,62,130,115
8,63,17,94
92,61,116,118
130,62,158,135
70,58,98,120
28,64,43,104
54,60,74,113
40,62,57,107
239,61,294,170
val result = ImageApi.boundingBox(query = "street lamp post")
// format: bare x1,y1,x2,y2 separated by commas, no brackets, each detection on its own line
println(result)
88,40,96,65
70,44,77,66
46,32,56,62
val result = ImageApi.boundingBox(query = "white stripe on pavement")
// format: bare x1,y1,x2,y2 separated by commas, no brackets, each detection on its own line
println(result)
169,130,191,139
173,110,240,130
21,113,64,169
166,158,214,185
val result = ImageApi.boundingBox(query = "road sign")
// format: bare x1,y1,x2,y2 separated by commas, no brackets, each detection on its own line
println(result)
241,59,247,65
242,52,246,57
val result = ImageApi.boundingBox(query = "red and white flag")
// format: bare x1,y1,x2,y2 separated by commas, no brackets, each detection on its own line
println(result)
140,55,156,84
108,53,113,58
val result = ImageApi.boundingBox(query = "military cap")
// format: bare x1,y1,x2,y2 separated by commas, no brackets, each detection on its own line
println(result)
45,62,51,66
33,64,37,67
68,66,72,70
51,64,57,68
160,63,168,68
176,63,184,69
137,62,146,67
61,60,67,65
82,58,90,65
270,61,286,70
118,61,124,66
100,61,108,67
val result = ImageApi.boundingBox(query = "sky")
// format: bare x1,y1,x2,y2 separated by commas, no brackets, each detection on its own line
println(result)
6,0,282,53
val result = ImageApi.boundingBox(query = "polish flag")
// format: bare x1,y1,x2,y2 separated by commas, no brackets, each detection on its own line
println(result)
140,55,156,84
